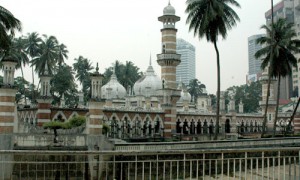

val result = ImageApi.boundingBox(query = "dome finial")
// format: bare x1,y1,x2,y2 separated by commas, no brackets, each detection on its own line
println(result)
168,0,171,5
96,62,99,73
150,53,152,66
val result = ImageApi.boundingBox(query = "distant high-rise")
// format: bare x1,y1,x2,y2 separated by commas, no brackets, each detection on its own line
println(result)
264,0,299,99
247,34,265,84
176,38,196,86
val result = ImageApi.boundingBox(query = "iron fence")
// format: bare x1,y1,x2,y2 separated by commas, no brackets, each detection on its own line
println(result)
1,147,300,179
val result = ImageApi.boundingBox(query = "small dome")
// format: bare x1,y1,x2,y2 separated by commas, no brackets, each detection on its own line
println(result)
101,71,126,99
178,89,192,103
133,61,162,96
163,2,175,15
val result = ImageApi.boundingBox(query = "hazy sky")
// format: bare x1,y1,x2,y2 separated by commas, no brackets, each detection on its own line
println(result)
1,0,281,94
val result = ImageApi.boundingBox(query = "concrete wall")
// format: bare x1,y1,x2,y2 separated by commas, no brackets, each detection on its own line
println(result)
0,134,14,179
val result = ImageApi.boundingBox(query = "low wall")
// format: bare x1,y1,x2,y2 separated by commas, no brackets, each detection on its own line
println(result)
115,137,300,151
0,134,13,179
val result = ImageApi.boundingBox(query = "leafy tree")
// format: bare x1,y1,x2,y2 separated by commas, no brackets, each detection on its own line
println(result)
103,60,142,89
186,0,240,139
56,43,68,66
0,6,21,55
7,37,29,104
73,56,94,102
30,35,59,76
51,64,77,107
255,18,300,136
24,32,42,85
224,81,262,113
14,76,30,104
187,79,204,102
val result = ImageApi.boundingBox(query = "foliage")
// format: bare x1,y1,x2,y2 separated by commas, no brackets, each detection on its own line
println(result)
255,18,300,135
43,121,68,130
14,76,30,103
51,64,78,107
224,81,262,113
103,60,142,89
73,56,94,102
185,0,240,139
66,115,86,128
0,5,22,53
187,79,205,102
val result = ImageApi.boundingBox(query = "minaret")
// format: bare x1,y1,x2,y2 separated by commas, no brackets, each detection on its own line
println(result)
259,68,276,129
0,56,18,133
157,1,181,138
157,1,181,89
36,63,52,126
88,63,105,134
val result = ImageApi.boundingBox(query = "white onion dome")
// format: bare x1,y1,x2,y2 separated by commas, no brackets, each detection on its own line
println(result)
178,89,192,103
101,71,126,99
133,60,162,96
163,2,176,15
177,81,191,103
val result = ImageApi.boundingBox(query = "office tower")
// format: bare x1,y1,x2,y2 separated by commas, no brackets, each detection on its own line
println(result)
247,34,265,84
264,0,298,99
176,38,196,86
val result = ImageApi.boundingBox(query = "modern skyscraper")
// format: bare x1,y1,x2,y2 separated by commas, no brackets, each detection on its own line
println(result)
264,0,299,99
247,34,264,83
176,38,196,86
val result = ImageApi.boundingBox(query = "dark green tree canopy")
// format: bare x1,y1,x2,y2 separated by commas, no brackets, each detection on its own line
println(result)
0,6,21,53
255,18,300,78
103,60,142,89
186,0,240,42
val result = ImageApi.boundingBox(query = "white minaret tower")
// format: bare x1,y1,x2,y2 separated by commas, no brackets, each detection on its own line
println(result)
157,1,181,89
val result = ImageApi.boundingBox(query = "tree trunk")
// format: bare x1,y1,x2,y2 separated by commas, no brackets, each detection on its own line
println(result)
261,0,274,138
261,72,271,137
287,97,300,134
213,40,220,140
20,65,27,105
273,75,281,137
31,66,35,103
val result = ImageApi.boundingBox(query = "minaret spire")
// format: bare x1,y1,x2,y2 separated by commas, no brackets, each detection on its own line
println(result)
150,53,152,66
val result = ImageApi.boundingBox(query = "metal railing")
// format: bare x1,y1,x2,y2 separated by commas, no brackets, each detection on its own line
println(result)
1,147,300,179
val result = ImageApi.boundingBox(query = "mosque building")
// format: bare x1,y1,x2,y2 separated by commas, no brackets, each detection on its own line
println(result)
0,2,294,143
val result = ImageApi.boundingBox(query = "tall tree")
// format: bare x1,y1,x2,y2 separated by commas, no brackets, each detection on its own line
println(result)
24,32,42,103
51,64,77,107
30,35,59,76
56,43,68,66
187,79,204,102
73,56,94,102
255,18,300,136
0,6,21,56
103,60,142,89
8,37,29,104
186,0,240,139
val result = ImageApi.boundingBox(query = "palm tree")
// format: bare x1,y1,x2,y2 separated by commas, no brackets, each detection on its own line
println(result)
30,35,59,76
186,0,240,139
0,5,22,56
24,32,42,86
56,43,68,66
255,18,300,136
188,79,204,102
73,56,94,100
8,37,29,104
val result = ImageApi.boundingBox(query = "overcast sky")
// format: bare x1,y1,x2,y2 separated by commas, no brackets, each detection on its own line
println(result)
1,0,281,94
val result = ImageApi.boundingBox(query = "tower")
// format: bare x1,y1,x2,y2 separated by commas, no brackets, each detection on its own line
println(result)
157,1,181,138
88,63,105,134
176,38,196,86
0,56,18,133
259,68,276,129
36,64,52,126
157,1,181,89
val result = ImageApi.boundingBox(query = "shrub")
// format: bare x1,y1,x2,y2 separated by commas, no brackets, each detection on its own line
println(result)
66,115,86,128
